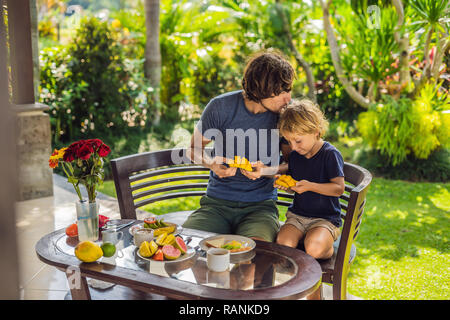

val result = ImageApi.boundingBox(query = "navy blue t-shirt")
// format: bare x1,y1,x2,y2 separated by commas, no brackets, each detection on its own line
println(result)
287,142,344,227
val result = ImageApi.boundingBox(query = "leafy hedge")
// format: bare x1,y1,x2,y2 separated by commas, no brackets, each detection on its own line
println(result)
39,16,148,145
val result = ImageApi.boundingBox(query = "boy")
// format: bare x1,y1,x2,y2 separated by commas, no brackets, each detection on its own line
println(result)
275,99,345,259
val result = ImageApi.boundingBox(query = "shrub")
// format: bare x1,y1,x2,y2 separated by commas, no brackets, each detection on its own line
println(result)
355,147,450,182
357,84,450,166
39,16,149,144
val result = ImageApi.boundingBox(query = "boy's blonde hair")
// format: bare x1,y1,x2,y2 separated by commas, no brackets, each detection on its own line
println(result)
278,99,329,138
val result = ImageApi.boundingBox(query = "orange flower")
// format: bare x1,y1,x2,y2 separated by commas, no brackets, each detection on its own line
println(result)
48,149,59,168
48,147,67,168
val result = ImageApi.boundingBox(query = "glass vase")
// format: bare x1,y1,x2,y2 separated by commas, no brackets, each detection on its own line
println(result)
76,200,99,242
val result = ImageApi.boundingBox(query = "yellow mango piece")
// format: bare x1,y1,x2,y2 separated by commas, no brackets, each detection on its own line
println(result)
153,225,176,236
227,156,253,171
275,179,290,188
155,233,167,246
163,233,176,246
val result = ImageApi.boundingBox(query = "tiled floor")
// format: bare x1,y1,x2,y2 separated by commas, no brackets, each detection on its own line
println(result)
16,174,361,300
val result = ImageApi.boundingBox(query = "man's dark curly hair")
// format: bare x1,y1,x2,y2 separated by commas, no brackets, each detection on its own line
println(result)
242,49,296,102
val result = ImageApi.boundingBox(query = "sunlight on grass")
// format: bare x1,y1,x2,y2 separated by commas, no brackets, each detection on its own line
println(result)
384,210,408,220
428,187,450,212
347,178,450,299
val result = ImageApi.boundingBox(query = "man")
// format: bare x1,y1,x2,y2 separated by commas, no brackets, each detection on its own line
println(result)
183,50,295,242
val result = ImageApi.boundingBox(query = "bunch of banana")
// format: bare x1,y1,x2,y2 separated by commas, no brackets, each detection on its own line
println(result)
275,175,298,188
227,156,253,172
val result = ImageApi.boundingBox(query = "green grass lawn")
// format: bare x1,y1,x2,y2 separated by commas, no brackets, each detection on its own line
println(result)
98,176,449,300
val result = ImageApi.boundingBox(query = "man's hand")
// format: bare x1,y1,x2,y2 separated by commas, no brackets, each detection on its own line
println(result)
240,161,266,180
210,157,237,178
291,180,312,194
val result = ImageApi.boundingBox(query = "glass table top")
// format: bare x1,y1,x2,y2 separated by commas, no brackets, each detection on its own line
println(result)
54,227,297,291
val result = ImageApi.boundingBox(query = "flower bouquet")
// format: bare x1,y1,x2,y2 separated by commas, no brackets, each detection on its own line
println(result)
49,139,111,241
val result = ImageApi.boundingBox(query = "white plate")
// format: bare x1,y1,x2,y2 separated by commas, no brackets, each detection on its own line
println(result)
136,246,196,264
199,235,256,255
129,222,180,236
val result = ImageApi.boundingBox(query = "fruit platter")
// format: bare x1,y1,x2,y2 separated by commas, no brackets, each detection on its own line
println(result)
134,217,194,263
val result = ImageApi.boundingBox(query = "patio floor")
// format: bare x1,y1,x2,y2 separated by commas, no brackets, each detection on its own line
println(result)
16,174,362,300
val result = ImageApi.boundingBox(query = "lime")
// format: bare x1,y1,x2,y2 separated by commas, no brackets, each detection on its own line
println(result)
101,242,116,257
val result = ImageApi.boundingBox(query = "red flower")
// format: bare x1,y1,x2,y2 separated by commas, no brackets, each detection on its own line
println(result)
98,143,111,157
88,139,103,151
77,142,94,160
98,214,110,228
63,145,76,162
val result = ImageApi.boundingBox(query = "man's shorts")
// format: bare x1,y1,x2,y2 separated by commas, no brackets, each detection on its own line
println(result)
285,211,341,241
182,195,280,242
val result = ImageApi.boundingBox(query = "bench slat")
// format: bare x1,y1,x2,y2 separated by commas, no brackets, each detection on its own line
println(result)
276,200,292,207
135,191,206,208
131,175,210,192
133,183,208,200
345,184,353,192
129,166,210,182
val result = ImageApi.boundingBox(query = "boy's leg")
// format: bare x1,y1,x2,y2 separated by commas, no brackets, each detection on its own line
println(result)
182,196,232,234
304,226,335,259
276,211,306,248
276,224,304,248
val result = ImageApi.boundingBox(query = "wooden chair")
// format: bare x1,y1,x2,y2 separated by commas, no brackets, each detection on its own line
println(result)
111,148,372,300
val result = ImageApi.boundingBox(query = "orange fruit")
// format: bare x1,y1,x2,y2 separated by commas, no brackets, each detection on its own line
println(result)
65,223,78,237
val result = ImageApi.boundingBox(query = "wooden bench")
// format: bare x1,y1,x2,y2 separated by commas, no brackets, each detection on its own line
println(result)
111,148,372,300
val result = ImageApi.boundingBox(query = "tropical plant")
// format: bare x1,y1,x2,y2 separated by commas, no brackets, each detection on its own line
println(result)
158,0,238,121
319,0,449,108
357,82,450,165
407,0,450,92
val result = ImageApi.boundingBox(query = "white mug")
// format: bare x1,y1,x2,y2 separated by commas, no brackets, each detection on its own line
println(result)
101,229,123,244
207,248,230,272
133,228,154,247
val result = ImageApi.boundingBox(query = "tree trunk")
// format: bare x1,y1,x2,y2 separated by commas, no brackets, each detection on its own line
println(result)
275,1,316,102
431,37,450,81
392,0,412,90
414,31,449,95
319,0,370,109
144,0,161,126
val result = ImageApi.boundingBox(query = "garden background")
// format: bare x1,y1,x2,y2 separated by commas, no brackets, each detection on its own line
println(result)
36,0,449,299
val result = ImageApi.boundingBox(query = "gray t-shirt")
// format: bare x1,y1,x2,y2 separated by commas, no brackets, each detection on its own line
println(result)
196,90,281,202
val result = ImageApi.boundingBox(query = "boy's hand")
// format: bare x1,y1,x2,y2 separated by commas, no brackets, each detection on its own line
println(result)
291,180,312,194
273,174,291,192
